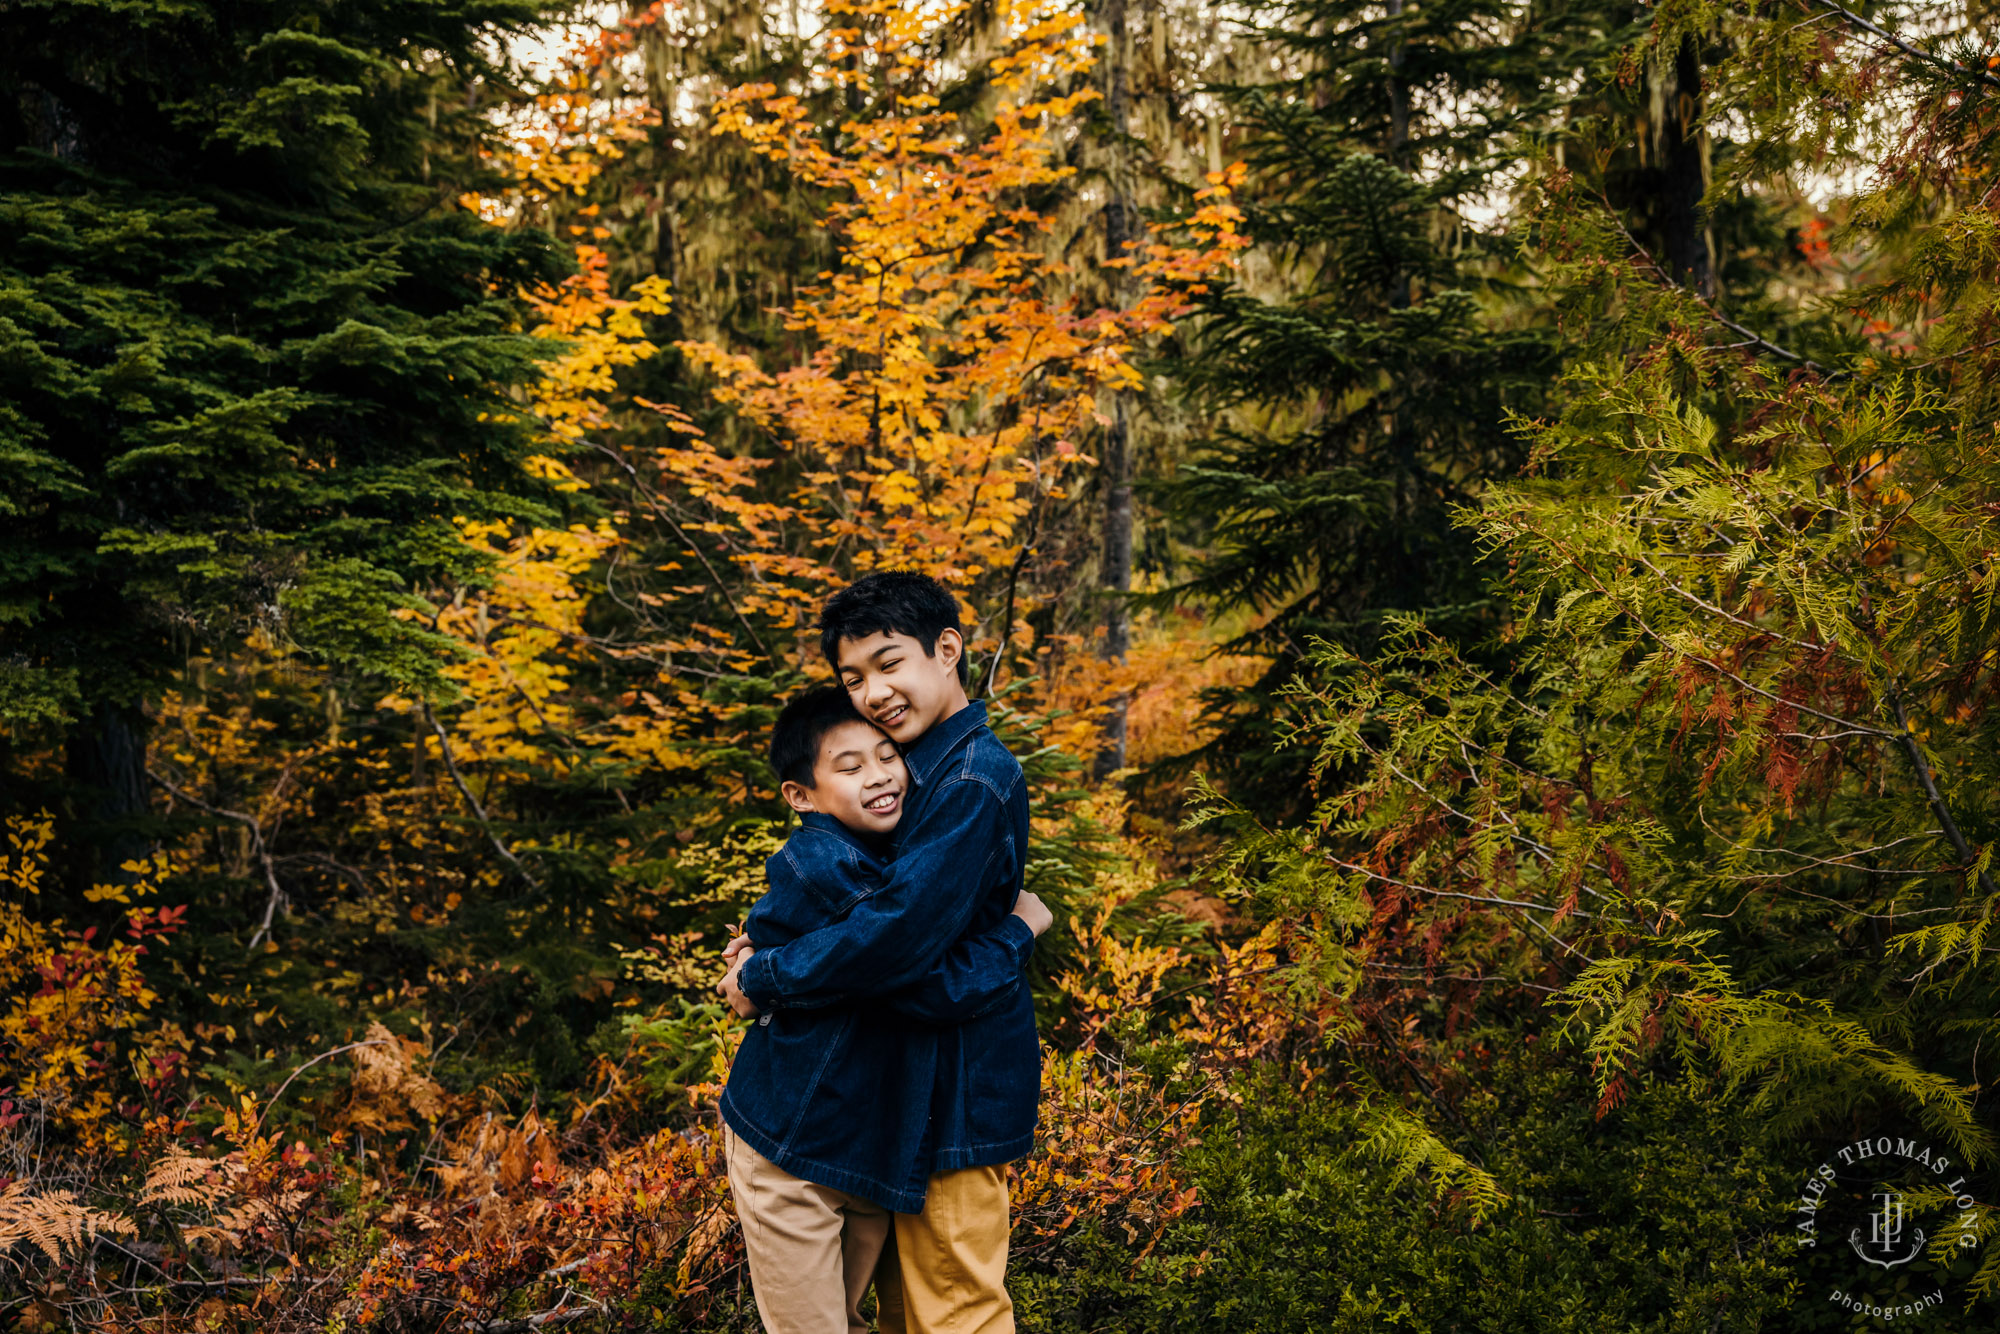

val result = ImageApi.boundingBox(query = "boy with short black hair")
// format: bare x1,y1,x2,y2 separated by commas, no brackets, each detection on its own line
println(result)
721,685,1049,1334
722,571,1043,1334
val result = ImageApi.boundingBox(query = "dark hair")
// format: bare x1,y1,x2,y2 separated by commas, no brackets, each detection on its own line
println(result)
818,570,967,685
769,686,871,788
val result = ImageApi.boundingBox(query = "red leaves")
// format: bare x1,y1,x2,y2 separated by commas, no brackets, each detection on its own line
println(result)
1796,215,1834,269
1595,1073,1628,1119
1551,879,1584,928
127,902,188,940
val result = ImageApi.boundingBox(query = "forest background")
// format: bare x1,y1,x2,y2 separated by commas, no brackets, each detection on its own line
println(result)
6,0,2000,1330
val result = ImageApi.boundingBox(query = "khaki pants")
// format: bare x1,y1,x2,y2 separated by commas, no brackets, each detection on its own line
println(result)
876,1164,1015,1334
727,1130,894,1334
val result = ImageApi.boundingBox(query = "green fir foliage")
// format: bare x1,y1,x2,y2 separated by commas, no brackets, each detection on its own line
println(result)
0,0,571,726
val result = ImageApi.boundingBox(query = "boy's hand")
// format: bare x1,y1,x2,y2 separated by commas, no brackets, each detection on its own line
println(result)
722,927,755,963
1011,890,1054,938
718,955,761,1019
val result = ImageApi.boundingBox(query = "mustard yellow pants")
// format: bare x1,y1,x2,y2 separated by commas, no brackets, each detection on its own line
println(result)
875,1164,1015,1334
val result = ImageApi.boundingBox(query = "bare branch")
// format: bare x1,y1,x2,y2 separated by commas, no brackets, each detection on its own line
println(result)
147,768,288,951
1887,686,2000,899
586,439,772,660
466,1300,601,1333
421,703,540,889
1598,190,1831,373
264,1038,395,1121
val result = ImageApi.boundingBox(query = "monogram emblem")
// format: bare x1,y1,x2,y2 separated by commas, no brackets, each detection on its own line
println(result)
1849,1190,1925,1269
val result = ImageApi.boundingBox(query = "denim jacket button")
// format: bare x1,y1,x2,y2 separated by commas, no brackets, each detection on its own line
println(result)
759,1014,772,1026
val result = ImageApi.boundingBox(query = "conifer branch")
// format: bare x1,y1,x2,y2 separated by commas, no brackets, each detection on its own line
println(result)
1707,311,1826,371
1325,855,1633,929
1361,741,1635,915
1600,197,1831,374
1894,332,2000,375
1885,685,2000,899
1364,964,1561,994
1505,527,1897,740
1806,1,2000,90
1626,553,1837,655
1697,818,1946,882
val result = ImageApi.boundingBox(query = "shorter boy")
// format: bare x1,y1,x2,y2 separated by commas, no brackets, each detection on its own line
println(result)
721,687,1051,1334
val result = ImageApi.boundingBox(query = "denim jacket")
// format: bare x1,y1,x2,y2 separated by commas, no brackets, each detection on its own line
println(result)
742,814,1034,1025
730,702,1041,1206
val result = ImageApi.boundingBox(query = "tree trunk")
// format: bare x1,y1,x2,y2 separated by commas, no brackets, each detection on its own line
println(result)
64,702,151,890
1385,0,1409,167
1384,0,1411,310
1657,34,1715,299
1096,401,1133,780
1093,0,1134,782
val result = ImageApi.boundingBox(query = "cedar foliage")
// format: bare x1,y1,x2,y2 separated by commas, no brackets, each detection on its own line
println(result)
1176,0,2000,1322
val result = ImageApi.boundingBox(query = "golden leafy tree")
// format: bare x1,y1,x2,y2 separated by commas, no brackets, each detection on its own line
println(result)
672,0,1246,647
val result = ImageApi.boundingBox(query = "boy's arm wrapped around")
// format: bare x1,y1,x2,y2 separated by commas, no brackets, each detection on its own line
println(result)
728,827,1051,1025
720,682,1050,1024
720,573,1043,1334
880,886,1051,1025
733,769,1014,1012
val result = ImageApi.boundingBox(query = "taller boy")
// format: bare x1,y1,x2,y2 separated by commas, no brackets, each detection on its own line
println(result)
722,572,1040,1333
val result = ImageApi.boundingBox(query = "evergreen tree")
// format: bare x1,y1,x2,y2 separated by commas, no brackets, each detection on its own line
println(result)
1144,1,1638,813
0,0,569,861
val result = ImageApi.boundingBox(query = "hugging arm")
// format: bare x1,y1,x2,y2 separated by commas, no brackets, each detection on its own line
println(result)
882,914,1034,1024
736,776,1010,1013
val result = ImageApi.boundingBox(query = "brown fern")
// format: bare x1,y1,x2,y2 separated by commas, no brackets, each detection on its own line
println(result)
138,1148,225,1208
339,1021,447,1134
0,1180,136,1264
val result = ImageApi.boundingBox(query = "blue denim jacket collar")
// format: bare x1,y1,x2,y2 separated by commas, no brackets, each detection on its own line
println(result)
900,700,988,789
795,810,884,858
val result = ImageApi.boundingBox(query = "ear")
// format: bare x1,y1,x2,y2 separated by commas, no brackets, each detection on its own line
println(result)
934,626,964,670
779,780,818,815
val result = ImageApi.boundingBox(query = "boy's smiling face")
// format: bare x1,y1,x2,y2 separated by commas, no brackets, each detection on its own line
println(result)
835,627,967,746
780,718,907,835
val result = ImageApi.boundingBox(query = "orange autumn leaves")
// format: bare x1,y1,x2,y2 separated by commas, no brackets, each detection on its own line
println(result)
0,4,1261,1326
432,0,1248,777
673,0,1246,600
